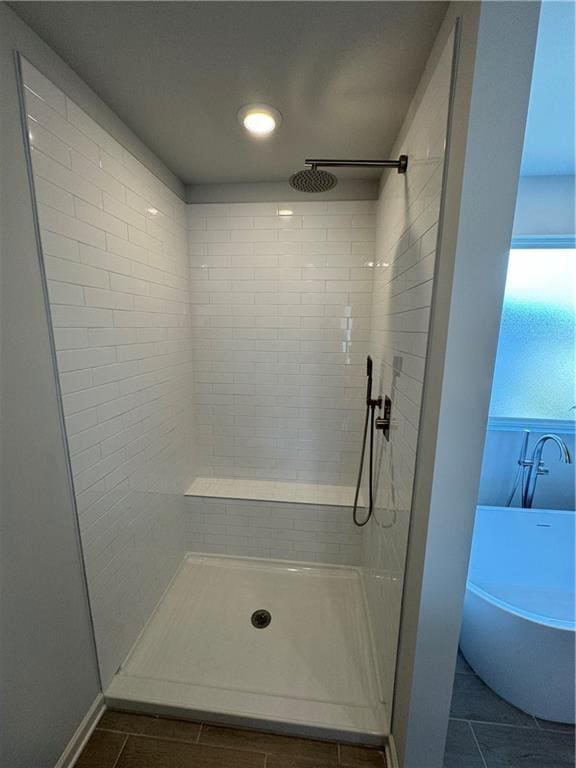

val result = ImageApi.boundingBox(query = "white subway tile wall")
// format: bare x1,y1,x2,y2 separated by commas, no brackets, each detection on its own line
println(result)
187,201,376,485
362,33,455,716
22,60,196,685
184,497,363,565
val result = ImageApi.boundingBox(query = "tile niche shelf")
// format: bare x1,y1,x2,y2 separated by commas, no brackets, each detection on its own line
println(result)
185,477,364,508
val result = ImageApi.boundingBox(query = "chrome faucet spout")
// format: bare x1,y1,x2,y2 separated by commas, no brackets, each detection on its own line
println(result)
532,434,571,465
522,434,572,508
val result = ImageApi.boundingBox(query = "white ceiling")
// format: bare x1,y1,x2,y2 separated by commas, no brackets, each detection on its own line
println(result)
11,1,448,185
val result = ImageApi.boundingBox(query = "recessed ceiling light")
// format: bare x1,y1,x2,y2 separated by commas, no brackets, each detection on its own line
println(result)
238,104,282,137
278,208,293,217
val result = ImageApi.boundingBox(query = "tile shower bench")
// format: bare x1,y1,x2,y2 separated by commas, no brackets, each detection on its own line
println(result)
183,478,364,565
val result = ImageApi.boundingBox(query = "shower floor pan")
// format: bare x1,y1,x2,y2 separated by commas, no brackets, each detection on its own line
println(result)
106,554,387,742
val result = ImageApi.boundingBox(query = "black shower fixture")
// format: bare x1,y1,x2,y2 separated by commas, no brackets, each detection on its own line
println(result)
289,155,408,193
351,355,393,528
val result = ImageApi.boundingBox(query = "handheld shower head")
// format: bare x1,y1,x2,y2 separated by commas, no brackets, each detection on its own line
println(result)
289,166,338,193
366,355,373,404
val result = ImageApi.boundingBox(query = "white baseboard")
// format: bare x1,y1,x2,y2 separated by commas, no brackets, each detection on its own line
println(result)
386,734,400,768
54,694,105,768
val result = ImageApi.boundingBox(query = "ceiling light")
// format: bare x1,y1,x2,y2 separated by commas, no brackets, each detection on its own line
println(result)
238,104,281,137
278,208,293,216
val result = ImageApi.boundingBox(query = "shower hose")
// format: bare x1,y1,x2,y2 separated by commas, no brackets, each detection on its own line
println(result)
352,357,379,527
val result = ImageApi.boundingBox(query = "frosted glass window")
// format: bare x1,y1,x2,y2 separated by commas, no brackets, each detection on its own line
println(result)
489,248,575,421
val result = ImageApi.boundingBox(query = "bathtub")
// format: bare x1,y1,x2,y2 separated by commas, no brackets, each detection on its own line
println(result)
460,505,575,724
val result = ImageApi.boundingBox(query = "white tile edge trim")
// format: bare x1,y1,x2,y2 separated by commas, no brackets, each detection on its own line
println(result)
386,736,401,768
185,477,364,508
55,693,105,768
359,568,386,707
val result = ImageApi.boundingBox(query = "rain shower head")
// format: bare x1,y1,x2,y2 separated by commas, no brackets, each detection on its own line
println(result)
289,166,338,193
289,155,408,194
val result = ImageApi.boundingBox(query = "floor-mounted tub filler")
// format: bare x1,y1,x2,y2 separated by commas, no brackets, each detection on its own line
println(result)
460,505,575,724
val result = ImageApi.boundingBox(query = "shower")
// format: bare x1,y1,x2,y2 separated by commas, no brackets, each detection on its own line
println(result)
290,155,409,524
289,155,408,192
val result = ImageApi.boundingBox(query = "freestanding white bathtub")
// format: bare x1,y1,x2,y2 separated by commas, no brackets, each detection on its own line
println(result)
460,505,575,724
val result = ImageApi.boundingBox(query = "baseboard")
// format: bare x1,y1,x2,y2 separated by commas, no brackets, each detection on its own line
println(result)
385,734,400,768
54,693,105,768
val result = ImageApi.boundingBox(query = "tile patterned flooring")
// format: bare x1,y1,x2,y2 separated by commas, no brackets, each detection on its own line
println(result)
77,710,387,767
444,651,575,768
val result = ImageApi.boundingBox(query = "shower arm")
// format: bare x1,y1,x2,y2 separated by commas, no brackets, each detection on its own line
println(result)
305,156,408,174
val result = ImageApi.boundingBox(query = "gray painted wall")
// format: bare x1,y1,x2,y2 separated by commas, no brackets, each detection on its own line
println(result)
514,174,575,236
0,6,101,767
391,2,540,766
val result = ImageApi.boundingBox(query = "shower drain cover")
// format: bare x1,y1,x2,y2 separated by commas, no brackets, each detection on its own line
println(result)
251,609,271,629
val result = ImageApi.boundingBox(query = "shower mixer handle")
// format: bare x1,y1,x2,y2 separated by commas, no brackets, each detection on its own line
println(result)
375,395,392,441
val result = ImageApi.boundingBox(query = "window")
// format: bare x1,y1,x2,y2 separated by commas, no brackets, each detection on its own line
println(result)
489,241,575,426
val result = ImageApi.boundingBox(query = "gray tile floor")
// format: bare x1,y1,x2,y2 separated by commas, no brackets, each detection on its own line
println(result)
444,651,575,768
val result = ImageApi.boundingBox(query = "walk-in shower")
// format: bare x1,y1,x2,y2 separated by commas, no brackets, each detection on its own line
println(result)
14,11,458,751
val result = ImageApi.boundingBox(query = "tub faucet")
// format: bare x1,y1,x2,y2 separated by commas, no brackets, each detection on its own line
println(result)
522,434,572,508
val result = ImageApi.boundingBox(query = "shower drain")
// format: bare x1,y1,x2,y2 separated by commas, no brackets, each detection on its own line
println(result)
251,609,271,629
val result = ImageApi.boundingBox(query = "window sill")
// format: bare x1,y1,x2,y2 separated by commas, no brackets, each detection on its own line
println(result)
488,416,576,435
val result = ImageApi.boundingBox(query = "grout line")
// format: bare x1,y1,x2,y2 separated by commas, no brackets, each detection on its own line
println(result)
97,727,201,745
532,715,543,730
106,726,271,759
98,714,380,766
467,722,489,768
110,734,128,768
177,735,269,758
533,720,576,734
449,716,543,731
373,302,433,318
